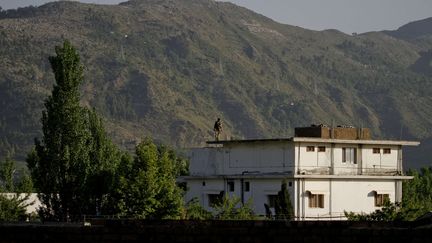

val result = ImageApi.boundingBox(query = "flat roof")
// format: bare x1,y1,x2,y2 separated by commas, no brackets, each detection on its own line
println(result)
207,137,420,146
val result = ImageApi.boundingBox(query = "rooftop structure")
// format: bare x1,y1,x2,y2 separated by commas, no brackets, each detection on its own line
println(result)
182,125,419,220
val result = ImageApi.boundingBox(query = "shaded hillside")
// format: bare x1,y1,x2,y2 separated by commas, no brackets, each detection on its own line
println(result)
0,0,432,168
383,17,432,77
384,17,432,41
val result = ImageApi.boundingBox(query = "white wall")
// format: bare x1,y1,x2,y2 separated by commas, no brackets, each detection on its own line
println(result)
185,179,225,209
188,148,226,176
188,142,295,175
361,145,399,172
297,179,396,219
296,143,331,173
296,143,400,175
332,144,359,175
185,178,294,215
185,177,398,219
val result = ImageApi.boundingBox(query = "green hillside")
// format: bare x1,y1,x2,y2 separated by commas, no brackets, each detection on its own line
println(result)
0,0,431,168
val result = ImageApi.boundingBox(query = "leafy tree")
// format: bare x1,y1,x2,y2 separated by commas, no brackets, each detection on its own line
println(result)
0,157,15,192
401,167,432,220
85,109,122,216
0,157,33,194
274,180,294,220
213,194,256,220
27,41,124,221
118,138,184,219
99,151,134,217
344,200,405,221
0,157,34,221
15,170,33,194
27,40,93,221
184,197,212,220
0,195,29,221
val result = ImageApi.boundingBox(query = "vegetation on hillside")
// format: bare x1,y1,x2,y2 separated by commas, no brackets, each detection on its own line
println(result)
26,40,186,221
0,1,431,168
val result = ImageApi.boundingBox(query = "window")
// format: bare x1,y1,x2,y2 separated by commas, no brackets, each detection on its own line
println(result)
208,194,223,207
306,146,315,152
373,148,380,154
202,181,206,186
375,194,389,207
309,194,324,208
227,181,235,192
267,195,278,208
318,146,326,152
342,147,357,164
244,181,250,192
288,181,292,187
383,148,391,154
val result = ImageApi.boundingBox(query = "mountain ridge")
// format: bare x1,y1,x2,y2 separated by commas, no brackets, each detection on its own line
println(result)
0,0,431,168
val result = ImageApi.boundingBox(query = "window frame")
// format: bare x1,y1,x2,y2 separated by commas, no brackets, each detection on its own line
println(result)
375,193,390,207
227,181,235,192
342,147,357,164
244,181,250,192
306,146,315,152
308,194,324,208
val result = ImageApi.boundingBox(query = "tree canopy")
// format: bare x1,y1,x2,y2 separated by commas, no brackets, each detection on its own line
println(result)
26,41,122,221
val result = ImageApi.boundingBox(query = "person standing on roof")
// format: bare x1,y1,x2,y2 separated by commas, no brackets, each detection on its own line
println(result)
214,118,223,141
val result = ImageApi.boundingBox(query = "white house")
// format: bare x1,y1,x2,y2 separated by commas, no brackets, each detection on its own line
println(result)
182,125,419,220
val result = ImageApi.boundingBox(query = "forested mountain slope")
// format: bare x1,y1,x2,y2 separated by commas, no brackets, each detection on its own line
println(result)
0,0,431,168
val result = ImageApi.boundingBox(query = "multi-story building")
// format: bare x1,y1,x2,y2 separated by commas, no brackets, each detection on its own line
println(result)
182,125,419,220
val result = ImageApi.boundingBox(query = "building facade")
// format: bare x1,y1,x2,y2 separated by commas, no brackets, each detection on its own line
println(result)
182,126,419,220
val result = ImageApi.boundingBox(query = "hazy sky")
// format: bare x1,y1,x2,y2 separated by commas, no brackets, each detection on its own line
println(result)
1,0,432,34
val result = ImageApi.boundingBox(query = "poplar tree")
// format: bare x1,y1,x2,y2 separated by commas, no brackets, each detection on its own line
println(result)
85,109,122,216
27,40,92,221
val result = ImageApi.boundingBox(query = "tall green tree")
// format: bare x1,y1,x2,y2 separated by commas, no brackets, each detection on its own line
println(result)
85,109,122,216
0,156,33,193
0,157,15,192
0,195,29,221
27,40,93,221
118,138,184,219
401,167,432,220
0,157,34,221
274,180,294,220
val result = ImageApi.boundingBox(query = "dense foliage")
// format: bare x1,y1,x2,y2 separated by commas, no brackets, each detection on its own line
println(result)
345,201,405,221
26,41,186,221
0,157,34,221
401,167,432,220
274,180,294,220
184,195,256,220
112,138,185,219
0,195,28,221
213,195,256,220
27,41,98,221
184,198,213,220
